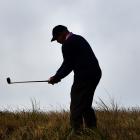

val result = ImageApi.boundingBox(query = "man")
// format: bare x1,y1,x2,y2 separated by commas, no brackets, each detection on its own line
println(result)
48,25,102,137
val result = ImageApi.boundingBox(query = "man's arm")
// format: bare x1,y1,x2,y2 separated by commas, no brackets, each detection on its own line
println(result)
48,60,73,85
48,44,74,85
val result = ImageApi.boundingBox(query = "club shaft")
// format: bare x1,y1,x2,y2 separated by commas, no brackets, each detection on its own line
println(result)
10,80,48,84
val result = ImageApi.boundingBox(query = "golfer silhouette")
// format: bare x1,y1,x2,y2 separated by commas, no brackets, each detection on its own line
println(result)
48,25,102,139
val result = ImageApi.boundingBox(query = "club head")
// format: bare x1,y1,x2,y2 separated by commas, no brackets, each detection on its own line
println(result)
7,77,11,84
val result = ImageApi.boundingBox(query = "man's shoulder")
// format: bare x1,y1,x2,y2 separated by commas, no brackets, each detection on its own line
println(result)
69,34,84,40
64,34,84,45
62,34,79,51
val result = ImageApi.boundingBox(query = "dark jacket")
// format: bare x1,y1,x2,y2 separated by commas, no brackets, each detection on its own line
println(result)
54,34,102,82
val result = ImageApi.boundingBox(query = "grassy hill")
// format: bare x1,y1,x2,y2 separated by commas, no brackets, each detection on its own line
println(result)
0,101,140,140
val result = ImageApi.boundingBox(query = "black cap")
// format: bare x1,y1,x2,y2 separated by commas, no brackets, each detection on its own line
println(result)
51,25,68,42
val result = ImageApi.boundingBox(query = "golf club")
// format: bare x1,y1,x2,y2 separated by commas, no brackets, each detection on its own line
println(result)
7,77,49,84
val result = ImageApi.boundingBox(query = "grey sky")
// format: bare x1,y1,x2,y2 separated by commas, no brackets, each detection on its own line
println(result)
0,0,140,111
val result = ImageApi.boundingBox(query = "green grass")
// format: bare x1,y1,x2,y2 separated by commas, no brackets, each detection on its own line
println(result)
0,100,140,140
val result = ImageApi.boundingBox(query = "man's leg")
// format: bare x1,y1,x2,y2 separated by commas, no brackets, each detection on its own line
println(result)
69,81,97,131
83,106,97,128
83,78,101,129
69,76,101,131
70,82,85,132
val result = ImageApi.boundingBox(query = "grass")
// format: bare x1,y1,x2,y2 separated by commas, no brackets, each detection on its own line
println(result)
0,99,140,140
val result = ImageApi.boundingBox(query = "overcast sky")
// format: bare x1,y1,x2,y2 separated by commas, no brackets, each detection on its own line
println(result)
0,0,140,111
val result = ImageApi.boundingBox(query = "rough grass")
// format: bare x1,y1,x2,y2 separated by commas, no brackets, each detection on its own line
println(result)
0,100,140,140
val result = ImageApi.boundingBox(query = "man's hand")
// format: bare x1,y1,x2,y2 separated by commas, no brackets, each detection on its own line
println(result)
47,76,61,85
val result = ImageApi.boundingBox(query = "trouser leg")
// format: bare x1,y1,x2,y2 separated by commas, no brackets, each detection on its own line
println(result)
70,82,84,131
83,78,101,128
83,103,97,128
70,77,101,131
70,81,96,130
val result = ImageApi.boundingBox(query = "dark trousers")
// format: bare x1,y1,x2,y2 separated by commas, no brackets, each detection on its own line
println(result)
70,76,101,130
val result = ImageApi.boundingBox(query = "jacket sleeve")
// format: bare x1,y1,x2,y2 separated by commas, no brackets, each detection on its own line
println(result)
53,44,74,80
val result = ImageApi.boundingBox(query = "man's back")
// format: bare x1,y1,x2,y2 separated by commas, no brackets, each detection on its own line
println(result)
60,34,102,81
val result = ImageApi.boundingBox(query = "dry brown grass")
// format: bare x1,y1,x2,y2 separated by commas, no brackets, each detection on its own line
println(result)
0,100,140,140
